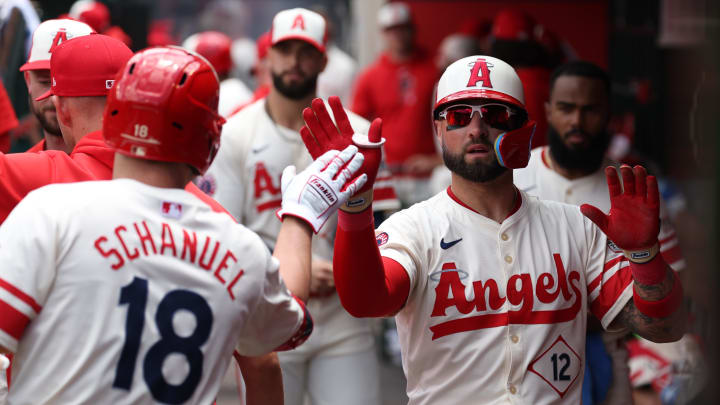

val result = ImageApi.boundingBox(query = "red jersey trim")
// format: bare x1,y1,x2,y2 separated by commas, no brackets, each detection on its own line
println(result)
373,186,397,202
274,295,313,351
587,256,629,295
660,245,683,267
446,186,522,220
540,147,551,169
0,278,41,313
257,199,282,213
589,266,633,320
659,232,677,245
0,299,31,340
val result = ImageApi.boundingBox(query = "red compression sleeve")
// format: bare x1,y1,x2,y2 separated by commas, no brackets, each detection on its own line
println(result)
334,209,410,317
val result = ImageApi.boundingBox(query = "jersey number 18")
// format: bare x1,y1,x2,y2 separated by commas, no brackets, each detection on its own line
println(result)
112,277,214,404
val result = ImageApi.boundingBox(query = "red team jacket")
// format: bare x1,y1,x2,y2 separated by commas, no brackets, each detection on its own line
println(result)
0,131,231,223
0,81,18,154
351,51,438,174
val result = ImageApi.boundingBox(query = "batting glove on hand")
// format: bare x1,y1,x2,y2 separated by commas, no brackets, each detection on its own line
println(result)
276,145,367,233
580,165,661,263
300,96,384,212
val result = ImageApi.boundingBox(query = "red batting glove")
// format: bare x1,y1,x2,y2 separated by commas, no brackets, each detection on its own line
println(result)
300,96,384,212
581,165,661,263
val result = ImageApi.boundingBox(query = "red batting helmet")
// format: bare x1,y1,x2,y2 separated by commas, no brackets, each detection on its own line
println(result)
69,0,111,33
434,55,536,169
182,31,233,77
103,47,225,173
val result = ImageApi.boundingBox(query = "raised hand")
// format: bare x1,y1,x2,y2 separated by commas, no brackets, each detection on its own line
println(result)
300,96,384,211
580,165,660,261
276,146,367,233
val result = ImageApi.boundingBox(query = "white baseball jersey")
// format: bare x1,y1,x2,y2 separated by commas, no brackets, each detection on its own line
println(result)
513,146,685,270
198,98,398,357
0,179,307,405
513,146,686,405
376,188,633,405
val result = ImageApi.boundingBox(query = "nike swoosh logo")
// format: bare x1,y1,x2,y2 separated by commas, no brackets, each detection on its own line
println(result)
440,237,462,249
252,144,269,154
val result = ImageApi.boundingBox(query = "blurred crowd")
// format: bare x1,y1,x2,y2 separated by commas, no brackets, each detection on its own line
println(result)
0,1,717,405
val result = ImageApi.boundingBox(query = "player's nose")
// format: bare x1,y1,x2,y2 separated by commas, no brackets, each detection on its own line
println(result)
466,113,490,139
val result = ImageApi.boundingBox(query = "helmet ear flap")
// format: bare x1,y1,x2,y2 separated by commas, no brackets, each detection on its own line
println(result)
494,120,536,168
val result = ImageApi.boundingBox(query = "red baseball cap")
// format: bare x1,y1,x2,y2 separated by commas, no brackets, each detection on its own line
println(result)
69,0,111,33
36,34,133,101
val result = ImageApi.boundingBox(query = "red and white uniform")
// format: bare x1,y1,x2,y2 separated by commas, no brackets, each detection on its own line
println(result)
0,179,307,404
513,146,686,405
199,98,397,403
375,188,632,405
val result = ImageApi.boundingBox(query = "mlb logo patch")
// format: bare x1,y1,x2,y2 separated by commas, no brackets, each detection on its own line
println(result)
105,79,115,89
161,201,183,219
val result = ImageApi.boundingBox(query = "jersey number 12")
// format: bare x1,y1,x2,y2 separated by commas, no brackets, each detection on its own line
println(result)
112,277,214,404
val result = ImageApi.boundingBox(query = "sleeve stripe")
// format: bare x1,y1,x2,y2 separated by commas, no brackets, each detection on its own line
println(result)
660,245,683,268
659,232,677,245
373,187,398,203
588,255,628,295
0,278,41,313
590,265,633,321
0,299,31,340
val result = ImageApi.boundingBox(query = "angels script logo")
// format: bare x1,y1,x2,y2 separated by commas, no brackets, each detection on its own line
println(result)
428,254,582,340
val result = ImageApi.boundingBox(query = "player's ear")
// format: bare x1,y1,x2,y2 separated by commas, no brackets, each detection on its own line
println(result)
320,53,328,73
433,119,443,139
23,71,31,88
544,101,552,122
53,96,71,128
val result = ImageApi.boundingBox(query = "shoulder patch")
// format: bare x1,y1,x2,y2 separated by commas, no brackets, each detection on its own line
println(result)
195,174,217,196
376,232,389,247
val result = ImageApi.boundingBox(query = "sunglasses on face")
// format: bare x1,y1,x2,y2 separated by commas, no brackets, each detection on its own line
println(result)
438,103,526,131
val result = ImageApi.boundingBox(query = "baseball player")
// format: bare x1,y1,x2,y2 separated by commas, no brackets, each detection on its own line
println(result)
513,61,685,405
182,31,253,117
20,18,94,153
0,45,367,404
199,8,397,405
3,34,287,403
300,55,687,405
0,33,131,223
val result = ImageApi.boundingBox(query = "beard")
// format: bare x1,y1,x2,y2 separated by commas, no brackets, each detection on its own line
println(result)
547,125,610,172
29,100,61,136
271,71,317,100
442,139,508,183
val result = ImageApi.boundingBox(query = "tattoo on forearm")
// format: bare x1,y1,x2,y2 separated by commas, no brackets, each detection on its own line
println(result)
616,268,685,341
